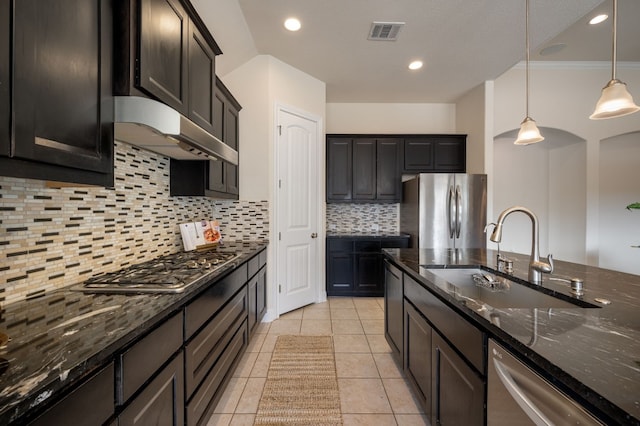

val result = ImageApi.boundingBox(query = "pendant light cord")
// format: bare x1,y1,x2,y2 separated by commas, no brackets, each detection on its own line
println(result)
525,0,531,118
611,0,617,81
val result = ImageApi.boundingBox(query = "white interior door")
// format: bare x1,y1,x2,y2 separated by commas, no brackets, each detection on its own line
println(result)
276,107,320,315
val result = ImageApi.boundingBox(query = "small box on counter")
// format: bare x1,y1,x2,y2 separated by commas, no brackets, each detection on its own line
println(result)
179,220,222,251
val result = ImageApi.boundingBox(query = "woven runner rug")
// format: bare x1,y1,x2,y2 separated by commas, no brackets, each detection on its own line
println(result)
254,335,343,425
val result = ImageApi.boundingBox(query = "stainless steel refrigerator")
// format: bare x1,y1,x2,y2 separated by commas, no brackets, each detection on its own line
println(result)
400,174,487,249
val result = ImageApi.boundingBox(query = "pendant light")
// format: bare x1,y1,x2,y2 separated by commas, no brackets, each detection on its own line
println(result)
515,0,544,145
590,0,640,119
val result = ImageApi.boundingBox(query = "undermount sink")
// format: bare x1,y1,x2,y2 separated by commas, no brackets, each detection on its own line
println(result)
423,268,598,309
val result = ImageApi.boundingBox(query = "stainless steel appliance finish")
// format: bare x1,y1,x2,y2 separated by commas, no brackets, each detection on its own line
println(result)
488,339,603,425
114,96,239,165
401,174,487,249
76,250,240,294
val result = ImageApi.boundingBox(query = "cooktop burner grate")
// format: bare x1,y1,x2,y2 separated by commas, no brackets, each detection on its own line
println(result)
78,251,239,293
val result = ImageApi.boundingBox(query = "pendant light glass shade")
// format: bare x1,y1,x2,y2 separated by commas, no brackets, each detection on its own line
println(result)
590,79,640,119
515,0,544,145
515,116,545,145
590,0,639,120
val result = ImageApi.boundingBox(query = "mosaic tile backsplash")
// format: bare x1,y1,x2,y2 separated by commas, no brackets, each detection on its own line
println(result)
0,142,269,306
326,203,399,234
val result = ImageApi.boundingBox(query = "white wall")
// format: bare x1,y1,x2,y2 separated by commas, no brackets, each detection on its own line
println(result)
221,55,326,320
493,63,640,270
599,131,640,275
326,103,456,134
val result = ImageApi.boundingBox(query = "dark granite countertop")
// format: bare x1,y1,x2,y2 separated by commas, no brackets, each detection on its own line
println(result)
0,240,267,424
383,248,640,425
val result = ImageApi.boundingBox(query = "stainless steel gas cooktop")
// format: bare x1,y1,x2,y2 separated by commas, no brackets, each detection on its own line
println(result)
75,250,240,294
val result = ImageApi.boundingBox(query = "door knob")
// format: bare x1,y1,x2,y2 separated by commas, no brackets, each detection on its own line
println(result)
311,233,318,238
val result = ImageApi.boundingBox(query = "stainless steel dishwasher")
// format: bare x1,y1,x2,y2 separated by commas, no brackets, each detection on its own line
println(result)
488,339,603,425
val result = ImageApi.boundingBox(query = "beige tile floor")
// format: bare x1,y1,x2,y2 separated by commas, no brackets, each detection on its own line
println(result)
208,297,430,426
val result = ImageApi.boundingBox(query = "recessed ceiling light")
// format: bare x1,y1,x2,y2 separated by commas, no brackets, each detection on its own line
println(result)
589,14,608,25
408,60,423,70
284,18,301,31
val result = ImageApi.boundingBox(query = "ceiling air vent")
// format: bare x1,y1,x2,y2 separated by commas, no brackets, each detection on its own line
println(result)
368,22,404,41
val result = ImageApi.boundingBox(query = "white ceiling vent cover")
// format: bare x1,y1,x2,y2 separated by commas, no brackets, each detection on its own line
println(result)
368,22,404,41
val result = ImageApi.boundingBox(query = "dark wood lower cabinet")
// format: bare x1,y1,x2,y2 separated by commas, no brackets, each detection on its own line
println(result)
327,236,409,297
386,262,486,425
384,260,403,358
404,301,432,416
432,332,484,426
119,352,185,426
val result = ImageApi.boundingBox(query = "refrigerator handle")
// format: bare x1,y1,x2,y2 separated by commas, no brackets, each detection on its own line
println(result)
455,185,462,238
448,186,455,238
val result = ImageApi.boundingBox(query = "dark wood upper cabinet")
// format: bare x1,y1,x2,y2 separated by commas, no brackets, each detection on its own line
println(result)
171,78,241,199
138,0,189,114
207,77,240,198
376,138,403,200
114,0,222,124
403,135,466,173
1,0,114,187
326,135,402,202
188,23,216,134
326,137,353,201
352,138,376,200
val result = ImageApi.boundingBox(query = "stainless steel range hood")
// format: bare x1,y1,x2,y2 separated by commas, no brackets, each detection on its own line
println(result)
113,96,238,165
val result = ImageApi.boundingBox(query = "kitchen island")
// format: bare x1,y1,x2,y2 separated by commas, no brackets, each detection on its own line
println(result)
0,241,267,425
384,248,640,425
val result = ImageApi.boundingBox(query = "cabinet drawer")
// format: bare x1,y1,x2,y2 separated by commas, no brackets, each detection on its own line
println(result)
248,254,261,279
119,312,183,404
186,318,248,425
354,240,381,252
328,239,353,252
381,238,410,248
185,263,248,339
185,287,248,397
31,362,114,426
404,274,485,374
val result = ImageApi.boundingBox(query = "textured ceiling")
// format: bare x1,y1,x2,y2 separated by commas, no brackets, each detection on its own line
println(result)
194,0,640,103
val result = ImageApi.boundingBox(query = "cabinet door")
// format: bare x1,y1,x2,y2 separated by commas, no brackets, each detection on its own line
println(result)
139,0,188,114
376,138,402,201
384,260,403,359
248,274,258,332
188,22,216,134
11,0,113,182
256,267,267,323
224,104,240,195
352,138,376,200
434,137,466,172
119,352,185,426
432,332,484,426
0,0,8,156
208,89,227,192
404,138,434,171
404,301,432,417
355,253,382,295
326,138,352,201
326,252,354,295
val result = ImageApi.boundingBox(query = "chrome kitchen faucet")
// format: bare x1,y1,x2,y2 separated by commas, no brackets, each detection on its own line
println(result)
489,206,553,284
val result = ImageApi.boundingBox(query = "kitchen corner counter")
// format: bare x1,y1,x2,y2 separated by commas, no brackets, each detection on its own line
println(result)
0,240,267,424
383,248,640,425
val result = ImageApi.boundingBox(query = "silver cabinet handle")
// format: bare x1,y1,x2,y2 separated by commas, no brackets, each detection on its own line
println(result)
311,233,318,238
